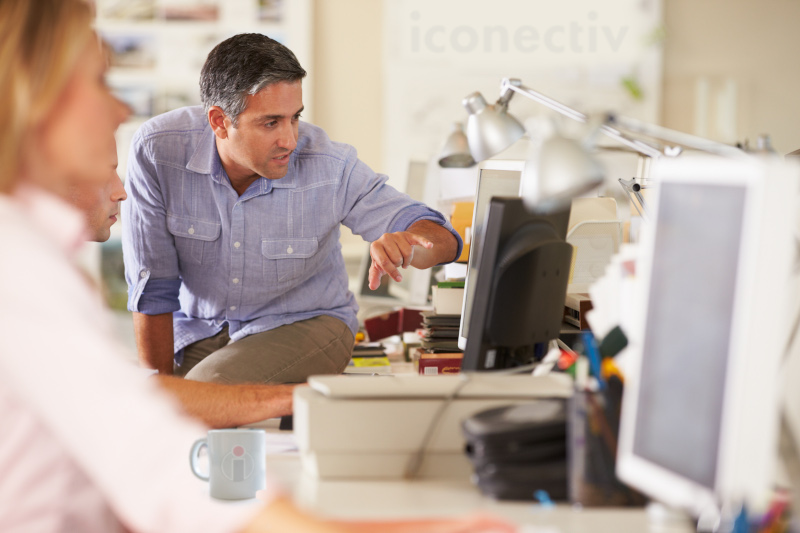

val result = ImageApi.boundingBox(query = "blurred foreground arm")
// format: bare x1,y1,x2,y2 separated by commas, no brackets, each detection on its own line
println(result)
155,376,294,429
242,497,517,533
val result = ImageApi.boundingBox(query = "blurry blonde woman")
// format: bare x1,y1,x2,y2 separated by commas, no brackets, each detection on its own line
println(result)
0,1,514,532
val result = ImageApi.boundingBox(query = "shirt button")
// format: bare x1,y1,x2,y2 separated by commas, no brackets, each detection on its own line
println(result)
188,227,195,235
232,278,239,284
287,246,293,254
234,242,241,248
229,306,237,311
140,270,148,279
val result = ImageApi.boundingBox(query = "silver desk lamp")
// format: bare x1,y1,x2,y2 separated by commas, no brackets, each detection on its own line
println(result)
462,78,746,216
438,122,476,168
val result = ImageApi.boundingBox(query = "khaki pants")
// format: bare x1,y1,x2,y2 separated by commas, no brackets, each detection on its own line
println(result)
174,315,354,384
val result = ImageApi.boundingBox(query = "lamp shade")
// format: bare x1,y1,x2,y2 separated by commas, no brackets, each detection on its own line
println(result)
438,123,476,168
462,92,525,162
521,132,605,212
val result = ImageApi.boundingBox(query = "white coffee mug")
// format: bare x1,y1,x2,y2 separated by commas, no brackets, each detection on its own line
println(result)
190,429,266,500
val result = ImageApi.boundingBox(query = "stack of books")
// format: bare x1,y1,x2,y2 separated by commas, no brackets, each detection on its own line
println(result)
344,342,391,375
418,351,463,375
419,311,461,353
414,310,464,375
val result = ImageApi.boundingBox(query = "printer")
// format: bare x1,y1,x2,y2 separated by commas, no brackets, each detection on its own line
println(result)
293,373,573,480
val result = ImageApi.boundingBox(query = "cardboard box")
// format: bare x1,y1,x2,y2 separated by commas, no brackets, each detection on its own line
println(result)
564,293,593,330
450,202,474,263
431,286,464,316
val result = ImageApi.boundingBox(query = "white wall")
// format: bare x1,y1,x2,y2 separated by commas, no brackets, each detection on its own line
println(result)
313,0,800,162
662,0,800,154
382,0,663,192
311,0,384,172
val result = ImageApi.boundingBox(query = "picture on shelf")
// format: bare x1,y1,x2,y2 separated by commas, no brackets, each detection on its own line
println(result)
258,0,284,22
160,0,219,21
103,33,156,69
97,0,156,21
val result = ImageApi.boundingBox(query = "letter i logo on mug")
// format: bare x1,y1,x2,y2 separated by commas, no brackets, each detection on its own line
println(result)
190,429,266,500
222,444,254,482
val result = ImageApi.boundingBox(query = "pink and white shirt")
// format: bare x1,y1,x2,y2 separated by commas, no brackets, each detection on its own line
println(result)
0,186,261,533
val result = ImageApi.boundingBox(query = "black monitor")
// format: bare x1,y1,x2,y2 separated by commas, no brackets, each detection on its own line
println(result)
461,197,572,371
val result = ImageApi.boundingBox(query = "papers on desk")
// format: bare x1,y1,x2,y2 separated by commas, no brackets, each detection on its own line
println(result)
238,418,298,453
264,432,298,455
346,342,392,375
585,244,639,377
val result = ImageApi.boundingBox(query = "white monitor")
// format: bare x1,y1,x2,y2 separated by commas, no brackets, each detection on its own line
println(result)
616,155,798,517
457,164,523,350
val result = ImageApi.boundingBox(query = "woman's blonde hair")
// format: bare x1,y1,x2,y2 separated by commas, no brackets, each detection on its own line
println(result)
0,0,94,193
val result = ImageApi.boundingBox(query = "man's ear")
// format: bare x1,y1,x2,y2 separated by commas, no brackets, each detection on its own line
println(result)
208,106,230,139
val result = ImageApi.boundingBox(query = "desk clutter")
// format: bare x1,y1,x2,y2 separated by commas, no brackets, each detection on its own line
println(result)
419,309,461,353
362,307,424,342
412,282,466,374
296,316,653,511
417,351,463,375
345,342,391,375
414,309,464,374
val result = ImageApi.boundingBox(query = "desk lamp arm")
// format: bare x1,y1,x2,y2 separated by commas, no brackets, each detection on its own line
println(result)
606,114,747,159
499,78,664,159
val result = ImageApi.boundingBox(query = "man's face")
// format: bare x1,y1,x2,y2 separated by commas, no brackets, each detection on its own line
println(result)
221,80,304,181
67,149,127,242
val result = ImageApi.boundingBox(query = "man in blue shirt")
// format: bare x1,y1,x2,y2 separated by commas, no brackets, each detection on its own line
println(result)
122,33,461,384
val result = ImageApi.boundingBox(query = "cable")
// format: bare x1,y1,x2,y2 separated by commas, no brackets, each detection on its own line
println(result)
404,373,472,479
403,361,544,480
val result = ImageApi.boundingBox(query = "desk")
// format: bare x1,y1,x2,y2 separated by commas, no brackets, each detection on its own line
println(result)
259,422,695,533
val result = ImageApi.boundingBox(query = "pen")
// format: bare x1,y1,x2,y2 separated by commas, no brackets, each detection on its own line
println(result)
582,331,605,390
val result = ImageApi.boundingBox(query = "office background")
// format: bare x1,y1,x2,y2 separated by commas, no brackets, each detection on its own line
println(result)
315,0,800,172
91,0,800,349
313,0,800,260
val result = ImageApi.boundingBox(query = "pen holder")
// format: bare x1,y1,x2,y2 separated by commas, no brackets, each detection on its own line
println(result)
567,384,646,507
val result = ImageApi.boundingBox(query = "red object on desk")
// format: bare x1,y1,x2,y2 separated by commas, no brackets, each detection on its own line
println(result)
363,308,425,341
418,352,463,375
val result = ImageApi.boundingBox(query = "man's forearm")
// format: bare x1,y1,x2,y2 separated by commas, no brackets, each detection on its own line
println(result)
155,376,295,428
407,219,459,268
133,312,175,374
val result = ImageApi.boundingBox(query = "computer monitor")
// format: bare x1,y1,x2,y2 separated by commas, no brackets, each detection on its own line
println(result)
460,197,572,371
616,155,798,517
458,167,524,351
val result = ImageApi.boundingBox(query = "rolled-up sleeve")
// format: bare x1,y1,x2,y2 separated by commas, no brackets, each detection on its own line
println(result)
336,149,463,263
122,130,182,314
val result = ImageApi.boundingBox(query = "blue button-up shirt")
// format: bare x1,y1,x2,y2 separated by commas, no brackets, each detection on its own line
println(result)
122,106,462,357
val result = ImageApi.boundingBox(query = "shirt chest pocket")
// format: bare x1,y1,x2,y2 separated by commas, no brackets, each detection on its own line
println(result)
167,214,221,266
262,238,318,283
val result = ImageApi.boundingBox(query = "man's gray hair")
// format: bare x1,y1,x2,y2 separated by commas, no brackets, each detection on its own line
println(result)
200,33,306,126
